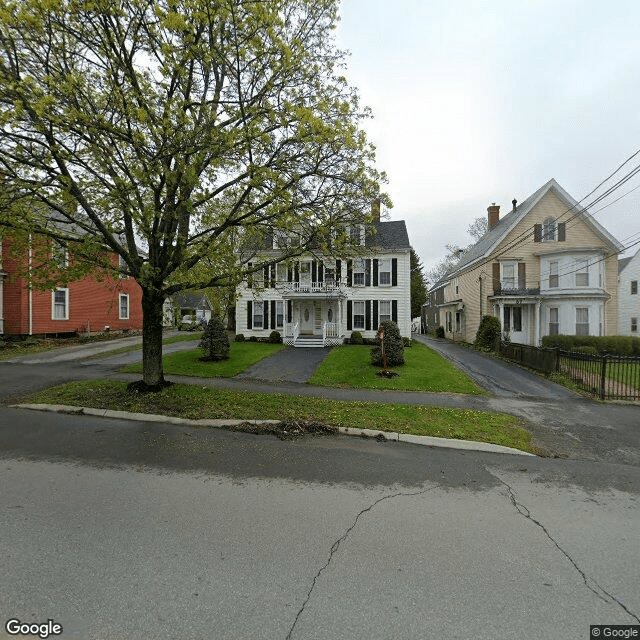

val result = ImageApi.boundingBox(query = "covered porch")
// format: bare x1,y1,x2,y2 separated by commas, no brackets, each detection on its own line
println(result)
490,293,542,346
282,294,346,347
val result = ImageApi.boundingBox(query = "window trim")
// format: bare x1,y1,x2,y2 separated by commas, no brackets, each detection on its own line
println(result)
575,259,589,287
631,280,638,295
542,216,557,242
379,300,391,324
631,317,638,333
352,259,366,287
549,307,559,336
549,261,559,288
276,301,284,329
576,307,589,336
119,293,130,320
353,301,365,329
252,303,264,329
378,259,391,286
52,287,69,320
501,262,516,290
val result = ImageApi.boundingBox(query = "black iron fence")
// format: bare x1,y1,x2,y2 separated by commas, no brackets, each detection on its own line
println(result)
497,342,640,401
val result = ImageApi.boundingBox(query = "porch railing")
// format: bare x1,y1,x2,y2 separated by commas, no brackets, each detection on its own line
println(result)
288,281,340,293
322,322,339,346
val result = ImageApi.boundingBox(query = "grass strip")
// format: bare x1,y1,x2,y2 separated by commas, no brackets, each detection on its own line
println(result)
122,341,285,377
309,343,482,394
22,380,535,453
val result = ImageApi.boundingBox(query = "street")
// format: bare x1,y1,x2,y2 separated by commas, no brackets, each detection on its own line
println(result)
0,408,639,640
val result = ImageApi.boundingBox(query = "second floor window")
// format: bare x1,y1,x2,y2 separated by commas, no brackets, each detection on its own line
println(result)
378,259,391,285
353,259,365,286
575,260,589,287
549,261,559,288
632,280,638,295
502,264,515,289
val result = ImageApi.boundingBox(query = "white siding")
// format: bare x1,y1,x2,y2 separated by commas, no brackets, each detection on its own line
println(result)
618,250,640,336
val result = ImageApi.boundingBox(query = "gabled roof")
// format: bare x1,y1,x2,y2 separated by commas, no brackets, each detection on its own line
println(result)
172,292,212,310
366,220,410,250
619,256,633,274
445,178,624,280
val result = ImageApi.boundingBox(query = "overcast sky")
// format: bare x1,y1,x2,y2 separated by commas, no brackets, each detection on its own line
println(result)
334,0,640,276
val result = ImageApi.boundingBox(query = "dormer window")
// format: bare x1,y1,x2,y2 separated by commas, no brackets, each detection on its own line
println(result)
349,225,364,246
543,217,556,242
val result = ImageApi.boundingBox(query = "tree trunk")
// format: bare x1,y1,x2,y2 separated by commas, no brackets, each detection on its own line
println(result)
141,287,165,388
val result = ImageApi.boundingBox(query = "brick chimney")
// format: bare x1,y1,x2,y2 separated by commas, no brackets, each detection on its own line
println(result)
371,199,380,222
487,203,500,229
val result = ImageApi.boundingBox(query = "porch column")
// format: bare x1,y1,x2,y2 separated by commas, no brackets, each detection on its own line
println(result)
497,302,503,329
534,300,541,346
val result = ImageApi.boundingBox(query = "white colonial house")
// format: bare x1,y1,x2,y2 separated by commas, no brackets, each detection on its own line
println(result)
618,249,640,336
423,179,624,345
235,217,412,346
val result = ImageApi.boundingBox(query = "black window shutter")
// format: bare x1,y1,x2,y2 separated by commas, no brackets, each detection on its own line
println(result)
270,300,276,329
247,262,253,288
312,261,317,283
247,301,253,329
347,300,352,330
287,300,292,323
288,266,293,282
336,260,341,282
347,260,353,286
294,264,300,283
263,301,269,329
558,222,566,242
373,259,379,286
534,224,542,242
392,258,398,286
263,266,269,285
365,259,371,286
270,265,276,288
373,300,378,329
318,263,323,282
392,300,398,323
365,300,371,330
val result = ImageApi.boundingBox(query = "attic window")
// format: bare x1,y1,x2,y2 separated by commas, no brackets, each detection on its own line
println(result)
543,217,556,242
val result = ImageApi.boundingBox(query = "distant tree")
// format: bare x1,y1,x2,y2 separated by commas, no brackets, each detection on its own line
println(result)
467,216,488,241
410,248,427,318
0,0,388,389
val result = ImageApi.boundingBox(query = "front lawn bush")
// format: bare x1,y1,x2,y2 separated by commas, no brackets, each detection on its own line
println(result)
268,330,282,344
435,325,445,338
350,331,363,345
199,316,230,361
371,320,404,366
541,334,640,355
475,315,501,350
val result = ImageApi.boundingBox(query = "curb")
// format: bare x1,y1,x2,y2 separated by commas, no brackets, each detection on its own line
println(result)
11,403,536,457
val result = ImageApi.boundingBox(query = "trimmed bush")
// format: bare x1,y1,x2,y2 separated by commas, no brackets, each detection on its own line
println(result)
248,335,258,342
234,333,245,342
268,330,282,344
541,334,640,356
350,331,364,345
199,316,230,361
371,320,405,367
435,326,445,338
475,315,502,350
403,337,412,347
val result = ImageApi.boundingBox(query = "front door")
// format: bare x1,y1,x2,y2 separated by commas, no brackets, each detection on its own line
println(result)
300,302,315,334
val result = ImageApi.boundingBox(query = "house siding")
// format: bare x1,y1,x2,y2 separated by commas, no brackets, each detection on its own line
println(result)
618,250,640,336
1,240,143,335
425,184,621,344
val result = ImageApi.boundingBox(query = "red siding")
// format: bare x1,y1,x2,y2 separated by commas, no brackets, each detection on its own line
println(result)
2,241,143,335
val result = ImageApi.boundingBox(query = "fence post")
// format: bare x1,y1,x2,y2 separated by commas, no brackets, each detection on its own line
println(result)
599,354,608,400
555,347,560,373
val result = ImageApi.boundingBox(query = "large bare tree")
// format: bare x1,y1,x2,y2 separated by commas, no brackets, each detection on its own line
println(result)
0,0,387,387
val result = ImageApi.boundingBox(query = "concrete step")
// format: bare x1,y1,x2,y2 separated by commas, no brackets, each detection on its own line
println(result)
293,337,325,348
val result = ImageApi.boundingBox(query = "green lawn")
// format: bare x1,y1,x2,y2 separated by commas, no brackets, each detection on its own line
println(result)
23,380,535,452
123,341,285,377
308,343,482,394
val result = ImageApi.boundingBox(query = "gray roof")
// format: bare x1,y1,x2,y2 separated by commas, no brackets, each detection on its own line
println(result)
443,178,624,281
172,292,211,310
619,256,633,274
366,220,410,250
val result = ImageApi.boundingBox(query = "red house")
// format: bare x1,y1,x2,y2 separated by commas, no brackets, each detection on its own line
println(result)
0,236,142,336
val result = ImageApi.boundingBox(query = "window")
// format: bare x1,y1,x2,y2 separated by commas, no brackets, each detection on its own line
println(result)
549,261,559,288
378,259,391,286
253,304,263,329
379,300,391,323
276,301,284,328
632,281,638,295
575,260,589,287
504,306,522,332
273,229,288,249
353,259,365,286
549,307,559,335
502,264,515,289
325,267,335,286
349,225,363,246
276,263,288,283
543,217,557,242
576,308,589,336
52,241,68,268
353,301,365,329
52,288,69,320
632,317,638,333
119,293,129,320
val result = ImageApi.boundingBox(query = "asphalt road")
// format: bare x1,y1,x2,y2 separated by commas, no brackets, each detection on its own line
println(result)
0,410,639,640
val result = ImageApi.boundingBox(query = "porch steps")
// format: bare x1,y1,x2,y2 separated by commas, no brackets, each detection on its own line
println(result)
293,336,325,348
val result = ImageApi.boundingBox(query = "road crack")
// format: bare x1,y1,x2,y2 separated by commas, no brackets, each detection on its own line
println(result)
494,473,639,623
285,486,434,640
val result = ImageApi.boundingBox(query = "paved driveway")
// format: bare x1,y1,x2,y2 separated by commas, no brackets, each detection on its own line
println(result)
235,346,331,383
